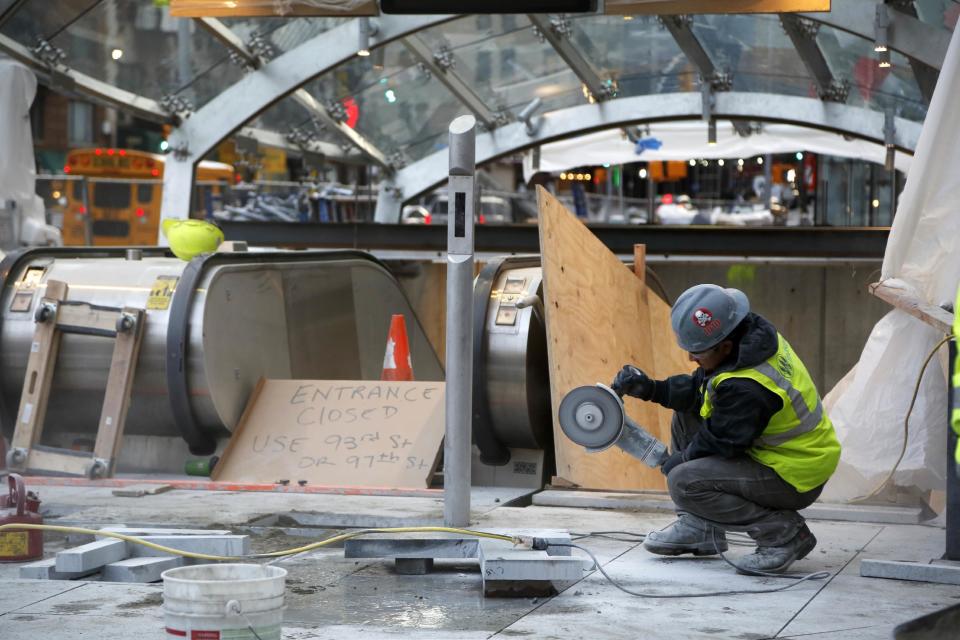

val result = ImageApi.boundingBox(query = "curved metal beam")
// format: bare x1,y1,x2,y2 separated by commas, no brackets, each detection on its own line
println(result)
167,14,454,166
384,91,922,219
0,32,169,123
196,16,378,163
800,0,949,70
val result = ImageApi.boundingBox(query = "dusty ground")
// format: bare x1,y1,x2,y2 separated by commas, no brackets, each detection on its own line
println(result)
0,485,956,639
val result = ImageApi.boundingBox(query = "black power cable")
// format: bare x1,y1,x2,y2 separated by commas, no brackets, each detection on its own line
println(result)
548,530,831,598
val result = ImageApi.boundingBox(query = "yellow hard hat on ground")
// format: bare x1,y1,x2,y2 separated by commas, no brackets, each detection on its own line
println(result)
161,219,224,261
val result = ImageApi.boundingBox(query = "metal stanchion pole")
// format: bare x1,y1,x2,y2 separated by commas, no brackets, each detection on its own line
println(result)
444,115,476,527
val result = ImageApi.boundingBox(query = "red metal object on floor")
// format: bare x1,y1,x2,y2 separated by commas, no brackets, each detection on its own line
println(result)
0,473,44,562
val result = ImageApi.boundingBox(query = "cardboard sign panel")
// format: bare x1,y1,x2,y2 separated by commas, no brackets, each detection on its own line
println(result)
214,379,445,488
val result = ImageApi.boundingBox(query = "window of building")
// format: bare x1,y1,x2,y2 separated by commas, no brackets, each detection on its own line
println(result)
30,87,46,142
68,101,94,146
499,48,515,77
477,50,491,81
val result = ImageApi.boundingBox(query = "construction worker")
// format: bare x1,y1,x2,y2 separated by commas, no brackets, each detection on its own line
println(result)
952,283,960,471
611,284,841,574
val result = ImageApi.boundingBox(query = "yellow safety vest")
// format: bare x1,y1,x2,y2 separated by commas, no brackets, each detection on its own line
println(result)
952,284,960,465
700,333,841,493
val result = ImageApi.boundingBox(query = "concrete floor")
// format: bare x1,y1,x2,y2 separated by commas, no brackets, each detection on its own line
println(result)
0,486,956,639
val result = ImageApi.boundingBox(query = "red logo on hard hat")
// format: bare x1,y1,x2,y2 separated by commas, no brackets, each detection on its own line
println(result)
693,308,722,336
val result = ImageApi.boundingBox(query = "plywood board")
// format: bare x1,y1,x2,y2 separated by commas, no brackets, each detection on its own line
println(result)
605,0,829,14
213,379,444,488
171,0,378,17
537,187,691,491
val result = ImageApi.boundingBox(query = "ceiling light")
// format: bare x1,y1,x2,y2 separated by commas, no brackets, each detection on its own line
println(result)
878,48,891,68
717,159,724,166
689,159,696,166
757,157,764,165
796,152,804,161
111,48,123,60
638,168,647,179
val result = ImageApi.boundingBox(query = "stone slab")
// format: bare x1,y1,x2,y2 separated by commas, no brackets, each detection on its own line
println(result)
18,558,98,581
801,502,925,525
96,526,232,538
55,539,128,573
111,483,173,497
533,490,927,524
101,556,183,583
0,580,83,614
860,558,960,585
345,537,479,559
129,535,249,558
532,490,676,513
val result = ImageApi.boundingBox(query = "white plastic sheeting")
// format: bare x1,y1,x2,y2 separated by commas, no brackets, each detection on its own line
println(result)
822,26,960,503
521,120,912,182
0,56,37,204
0,55,59,249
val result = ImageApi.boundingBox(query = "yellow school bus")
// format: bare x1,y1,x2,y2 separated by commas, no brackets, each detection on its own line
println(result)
62,148,234,246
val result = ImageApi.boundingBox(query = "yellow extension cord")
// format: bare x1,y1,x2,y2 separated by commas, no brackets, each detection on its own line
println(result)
0,523,517,563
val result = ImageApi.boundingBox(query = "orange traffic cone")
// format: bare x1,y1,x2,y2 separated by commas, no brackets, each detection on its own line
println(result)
381,314,414,381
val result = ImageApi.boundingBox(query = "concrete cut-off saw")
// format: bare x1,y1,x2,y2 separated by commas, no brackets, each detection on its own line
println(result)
558,384,669,468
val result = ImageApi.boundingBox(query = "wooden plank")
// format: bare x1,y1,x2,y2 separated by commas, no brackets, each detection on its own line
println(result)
537,187,691,490
10,280,68,457
93,308,146,474
606,0,830,14
633,244,646,283
869,281,953,335
170,0,378,17
56,302,120,336
25,447,91,476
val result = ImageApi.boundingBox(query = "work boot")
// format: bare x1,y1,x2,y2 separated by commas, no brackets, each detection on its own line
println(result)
735,524,817,575
643,515,728,556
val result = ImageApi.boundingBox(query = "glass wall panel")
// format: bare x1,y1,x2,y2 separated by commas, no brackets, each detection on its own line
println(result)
570,15,697,96
913,0,958,32
1,0,97,45
219,16,344,61
39,1,243,108
301,41,465,162
693,14,815,96
817,26,927,122
417,15,584,115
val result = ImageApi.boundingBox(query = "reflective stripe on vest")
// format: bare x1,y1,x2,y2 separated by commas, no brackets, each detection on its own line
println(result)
704,363,824,448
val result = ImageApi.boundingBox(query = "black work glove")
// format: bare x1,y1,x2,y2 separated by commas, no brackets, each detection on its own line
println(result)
611,365,655,400
660,451,685,476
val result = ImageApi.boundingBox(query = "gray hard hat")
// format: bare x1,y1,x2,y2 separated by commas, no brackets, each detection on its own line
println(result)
670,284,750,352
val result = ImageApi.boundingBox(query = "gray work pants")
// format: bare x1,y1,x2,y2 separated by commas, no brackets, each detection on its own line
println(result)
667,410,823,547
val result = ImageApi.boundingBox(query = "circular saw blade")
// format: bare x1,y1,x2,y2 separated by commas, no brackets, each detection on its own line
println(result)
558,384,625,452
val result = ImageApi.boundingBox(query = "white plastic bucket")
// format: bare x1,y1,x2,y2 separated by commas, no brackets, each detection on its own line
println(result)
162,563,286,640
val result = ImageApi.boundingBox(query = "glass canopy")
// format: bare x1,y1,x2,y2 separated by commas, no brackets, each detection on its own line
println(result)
0,1,948,166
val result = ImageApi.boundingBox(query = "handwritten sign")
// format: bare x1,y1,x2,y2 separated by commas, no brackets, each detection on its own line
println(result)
213,379,445,488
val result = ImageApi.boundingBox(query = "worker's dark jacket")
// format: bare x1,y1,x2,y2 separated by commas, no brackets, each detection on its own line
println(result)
649,312,782,462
